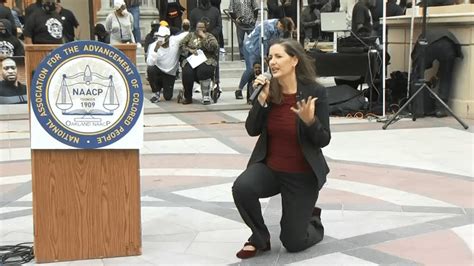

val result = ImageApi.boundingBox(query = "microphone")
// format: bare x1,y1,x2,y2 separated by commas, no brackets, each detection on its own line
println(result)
249,72,272,102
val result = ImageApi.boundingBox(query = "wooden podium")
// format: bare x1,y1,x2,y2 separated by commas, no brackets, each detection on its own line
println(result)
26,44,142,263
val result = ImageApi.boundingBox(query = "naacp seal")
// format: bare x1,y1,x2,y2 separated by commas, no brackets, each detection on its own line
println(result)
31,41,143,148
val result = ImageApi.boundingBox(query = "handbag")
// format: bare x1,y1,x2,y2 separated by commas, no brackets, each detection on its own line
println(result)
114,13,131,43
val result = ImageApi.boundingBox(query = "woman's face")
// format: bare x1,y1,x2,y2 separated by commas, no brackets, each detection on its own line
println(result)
268,44,298,79
116,5,126,15
196,22,207,33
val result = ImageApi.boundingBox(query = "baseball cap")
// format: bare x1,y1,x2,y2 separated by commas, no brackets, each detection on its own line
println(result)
155,26,170,37
114,0,126,10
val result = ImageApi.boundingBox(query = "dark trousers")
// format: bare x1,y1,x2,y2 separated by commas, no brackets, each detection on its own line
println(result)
182,63,215,100
232,163,324,252
424,39,456,103
412,38,457,114
147,65,176,100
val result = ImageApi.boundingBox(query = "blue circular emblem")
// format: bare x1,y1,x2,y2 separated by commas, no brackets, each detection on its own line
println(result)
31,41,143,149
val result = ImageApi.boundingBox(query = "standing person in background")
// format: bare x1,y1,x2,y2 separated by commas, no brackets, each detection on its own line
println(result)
0,19,24,58
189,0,222,94
340,0,357,20
25,0,42,19
398,0,409,14
210,0,225,54
228,0,258,61
301,0,321,43
125,0,141,45
351,0,375,37
144,19,161,54
105,0,135,45
159,0,186,35
232,39,330,259
0,58,27,104
387,0,404,16
23,0,63,44
189,0,221,47
11,7,23,35
236,17,294,100
55,0,79,42
0,0,17,36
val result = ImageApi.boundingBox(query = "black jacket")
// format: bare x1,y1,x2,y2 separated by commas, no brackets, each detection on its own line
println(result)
245,81,331,190
189,6,222,40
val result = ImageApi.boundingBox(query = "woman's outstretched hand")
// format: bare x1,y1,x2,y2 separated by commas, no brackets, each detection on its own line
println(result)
291,96,318,126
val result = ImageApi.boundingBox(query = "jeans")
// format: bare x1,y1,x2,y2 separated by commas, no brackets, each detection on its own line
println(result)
236,26,253,60
238,48,257,91
128,5,141,43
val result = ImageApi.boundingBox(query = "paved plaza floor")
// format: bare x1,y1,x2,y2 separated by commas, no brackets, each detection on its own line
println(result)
1,82,473,265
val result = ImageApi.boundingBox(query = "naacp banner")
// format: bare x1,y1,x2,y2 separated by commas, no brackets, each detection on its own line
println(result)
30,41,143,149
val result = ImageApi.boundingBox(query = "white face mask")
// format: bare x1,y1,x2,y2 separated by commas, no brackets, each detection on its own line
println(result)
157,36,166,43
121,9,129,16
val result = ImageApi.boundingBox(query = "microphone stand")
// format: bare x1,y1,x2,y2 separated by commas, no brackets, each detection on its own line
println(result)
382,0,468,130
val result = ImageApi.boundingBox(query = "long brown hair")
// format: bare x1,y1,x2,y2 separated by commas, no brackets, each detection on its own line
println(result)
268,39,318,104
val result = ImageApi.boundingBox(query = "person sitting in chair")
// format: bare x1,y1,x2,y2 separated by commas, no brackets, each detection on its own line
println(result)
179,17,218,105
411,28,463,117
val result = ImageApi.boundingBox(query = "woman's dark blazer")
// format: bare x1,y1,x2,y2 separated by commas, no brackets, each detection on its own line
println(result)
245,80,331,190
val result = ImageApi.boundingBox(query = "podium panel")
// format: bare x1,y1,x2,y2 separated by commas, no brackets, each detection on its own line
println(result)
26,44,142,263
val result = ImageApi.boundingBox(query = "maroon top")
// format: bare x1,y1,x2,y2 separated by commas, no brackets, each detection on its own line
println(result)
266,93,313,173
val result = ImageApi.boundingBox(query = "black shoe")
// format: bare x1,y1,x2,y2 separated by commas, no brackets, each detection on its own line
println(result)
182,98,192,105
310,207,324,240
235,90,243,99
435,110,447,118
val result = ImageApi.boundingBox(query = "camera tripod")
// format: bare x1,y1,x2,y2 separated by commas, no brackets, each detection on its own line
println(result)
382,0,468,130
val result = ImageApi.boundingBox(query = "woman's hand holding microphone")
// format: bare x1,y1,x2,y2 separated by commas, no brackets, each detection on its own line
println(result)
252,74,271,107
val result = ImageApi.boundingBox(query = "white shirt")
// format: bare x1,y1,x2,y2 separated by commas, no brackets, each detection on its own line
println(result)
146,32,188,75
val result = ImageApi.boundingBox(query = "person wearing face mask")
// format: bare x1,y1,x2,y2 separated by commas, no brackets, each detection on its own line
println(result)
0,0,17,37
125,0,141,45
105,0,135,45
0,19,24,58
144,19,161,54
0,58,27,104
23,0,64,44
179,18,218,105
146,25,188,102
236,16,294,100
